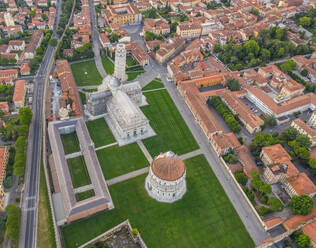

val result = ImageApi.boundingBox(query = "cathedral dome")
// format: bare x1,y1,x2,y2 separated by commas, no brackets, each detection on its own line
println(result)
151,152,185,181
109,77,120,88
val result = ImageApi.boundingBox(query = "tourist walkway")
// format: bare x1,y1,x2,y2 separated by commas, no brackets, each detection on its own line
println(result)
142,88,165,93
137,140,153,163
106,167,149,186
95,142,117,151
178,149,202,160
74,184,94,194
64,151,82,159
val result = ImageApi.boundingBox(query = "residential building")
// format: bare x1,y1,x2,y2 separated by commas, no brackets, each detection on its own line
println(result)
8,40,25,51
103,3,142,27
261,144,316,198
0,102,9,114
153,36,185,64
291,119,316,147
0,69,18,81
20,62,30,75
210,131,240,156
0,147,8,186
176,21,201,39
13,80,26,109
143,18,170,35
22,30,43,60
99,33,110,49
302,220,316,248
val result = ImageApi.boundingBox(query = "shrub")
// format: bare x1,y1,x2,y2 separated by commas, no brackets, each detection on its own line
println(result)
235,171,248,186
257,206,271,216
268,197,284,212
290,194,314,215
259,194,269,204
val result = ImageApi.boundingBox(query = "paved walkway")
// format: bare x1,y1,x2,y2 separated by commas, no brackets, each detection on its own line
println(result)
65,151,82,159
137,140,153,163
142,87,165,93
74,184,94,193
178,149,202,161
95,142,117,151
106,167,149,186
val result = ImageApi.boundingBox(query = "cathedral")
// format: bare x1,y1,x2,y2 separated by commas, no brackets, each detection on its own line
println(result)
85,43,155,145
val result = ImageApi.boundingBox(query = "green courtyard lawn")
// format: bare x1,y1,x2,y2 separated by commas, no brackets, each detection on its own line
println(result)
75,189,95,202
142,78,164,91
86,118,116,147
96,143,149,180
67,156,91,188
127,71,144,81
126,55,138,67
101,56,114,75
79,92,86,105
60,132,80,155
141,90,199,157
71,60,102,86
62,155,254,248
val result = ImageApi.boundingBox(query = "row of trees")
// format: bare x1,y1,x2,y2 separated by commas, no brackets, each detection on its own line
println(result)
5,204,21,246
57,0,74,36
144,31,163,42
215,27,314,70
209,96,242,133
0,84,13,103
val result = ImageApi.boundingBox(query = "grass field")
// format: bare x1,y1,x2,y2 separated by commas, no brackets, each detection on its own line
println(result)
86,118,116,148
96,143,148,180
62,155,254,248
126,55,138,67
60,132,80,155
75,190,95,202
37,160,56,248
71,60,102,86
67,156,91,188
101,56,114,75
79,92,86,105
142,79,164,91
127,71,144,81
141,90,199,157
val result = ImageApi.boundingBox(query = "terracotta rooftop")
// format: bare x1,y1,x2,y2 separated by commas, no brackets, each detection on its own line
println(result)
287,173,316,196
292,118,316,140
284,206,316,230
12,80,25,103
151,155,186,181
302,220,316,244
265,217,283,228
261,144,292,165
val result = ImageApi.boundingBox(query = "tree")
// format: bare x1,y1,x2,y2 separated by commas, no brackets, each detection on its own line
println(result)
49,38,57,47
309,158,316,169
296,134,311,149
249,132,279,157
281,127,298,141
301,69,308,77
235,171,248,186
145,31,155,41
18,107,33,127
268,197,284,212
294,232,311,248
281,60,296,72
5,204,21,244
290,194,314,215
251,178,264,191
299,16,312,28
227,79,240,91
259,184,272,196
245,40,260,56
213,43,221,53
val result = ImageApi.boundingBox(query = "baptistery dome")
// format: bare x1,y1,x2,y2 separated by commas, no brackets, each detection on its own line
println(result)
145,151,187,203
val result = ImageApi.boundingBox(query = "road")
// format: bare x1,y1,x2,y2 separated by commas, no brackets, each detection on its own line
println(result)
88,0,107,78
119,25,269,245
18,0,62,247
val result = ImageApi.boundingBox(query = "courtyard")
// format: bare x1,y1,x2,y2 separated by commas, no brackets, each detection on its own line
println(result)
71,60,103,86
62,155,254,248
96,143,148,180
141,90,199,157
86,118,116,148
60,132,80,155
67,156,91,188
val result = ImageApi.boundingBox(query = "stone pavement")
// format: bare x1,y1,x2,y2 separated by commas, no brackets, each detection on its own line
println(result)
137,140,153,163
106,167,149,186
178,149,203,160
74,184,94,194
95,142,117,151
65,151,82,159
142,87,165,93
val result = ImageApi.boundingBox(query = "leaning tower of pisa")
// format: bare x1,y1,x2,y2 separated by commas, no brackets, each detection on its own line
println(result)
114,43,127,82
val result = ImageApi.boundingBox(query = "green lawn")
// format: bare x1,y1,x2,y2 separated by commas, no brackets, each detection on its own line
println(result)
141,90,199,157
142,79,164,91
60,132,80,155
71,60,102,86
62,155,254,248
101,56,114,75
75,190,95,202
82,88,97,92
67,156,91,188
79,92,86,105
96,143,149,180
127,71,144,81
86,118,116,148
126,55,138,67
